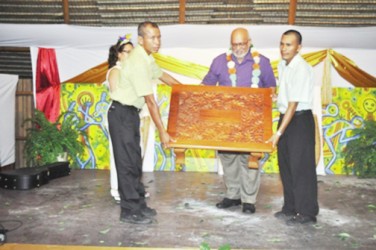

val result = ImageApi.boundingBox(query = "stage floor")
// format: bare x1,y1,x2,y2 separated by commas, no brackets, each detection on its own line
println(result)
0,169,375,249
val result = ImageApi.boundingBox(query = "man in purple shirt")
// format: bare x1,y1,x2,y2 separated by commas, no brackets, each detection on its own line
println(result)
202,27,276,214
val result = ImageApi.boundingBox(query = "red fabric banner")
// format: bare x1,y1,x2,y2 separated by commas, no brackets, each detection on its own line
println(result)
36,48,61,122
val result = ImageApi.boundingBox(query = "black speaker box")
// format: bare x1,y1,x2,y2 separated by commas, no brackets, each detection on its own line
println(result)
0,166,50,190
42,161,70,180
0,161,70,190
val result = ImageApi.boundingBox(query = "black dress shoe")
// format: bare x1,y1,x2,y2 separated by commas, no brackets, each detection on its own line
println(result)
242,203,256,214
120,211,152,224
286,213,317,226
141,206,157,217
274,211,295,220
216,198,241,209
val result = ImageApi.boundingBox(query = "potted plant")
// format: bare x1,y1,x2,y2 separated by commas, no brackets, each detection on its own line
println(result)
344,120,376,178
23,110,87,167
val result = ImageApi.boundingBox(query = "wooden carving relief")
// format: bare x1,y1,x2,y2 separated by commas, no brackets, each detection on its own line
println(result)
167,84,273,153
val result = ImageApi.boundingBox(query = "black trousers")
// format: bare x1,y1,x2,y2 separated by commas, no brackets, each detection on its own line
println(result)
108,101,146,212
277,110,319,218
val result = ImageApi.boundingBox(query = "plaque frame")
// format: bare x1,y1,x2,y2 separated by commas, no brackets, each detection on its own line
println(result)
167,84,273,153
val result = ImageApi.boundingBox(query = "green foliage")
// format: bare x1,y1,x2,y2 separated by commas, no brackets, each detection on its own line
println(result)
23,110,87,167
337,232,351,241
344,120,376,178
218,244,231,250
200,242,211,250
199,242,231,250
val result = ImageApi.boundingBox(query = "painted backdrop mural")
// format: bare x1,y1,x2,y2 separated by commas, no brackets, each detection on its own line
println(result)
61,83,111,169
60,83,375,175
322,88,375,175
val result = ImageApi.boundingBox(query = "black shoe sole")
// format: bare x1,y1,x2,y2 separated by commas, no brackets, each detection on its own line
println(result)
286,216,317,226
243,209,256,214
142,211,157,217
120,217,152,224
274,211,295,220
216,199,241,209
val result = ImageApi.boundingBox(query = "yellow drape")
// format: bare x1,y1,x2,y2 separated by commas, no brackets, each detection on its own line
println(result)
329,49,376,87
64,62,108,84
63,50,376,88
271,50,327,78
152,53,209,80
322,50,332,105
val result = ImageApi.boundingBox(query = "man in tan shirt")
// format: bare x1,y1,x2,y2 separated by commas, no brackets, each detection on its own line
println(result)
108,21,181,224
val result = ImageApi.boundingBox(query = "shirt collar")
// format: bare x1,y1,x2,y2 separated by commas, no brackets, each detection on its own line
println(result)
283,53,302,69
135,45,154,62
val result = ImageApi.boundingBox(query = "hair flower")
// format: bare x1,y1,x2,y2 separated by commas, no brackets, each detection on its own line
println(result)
118,33,132,45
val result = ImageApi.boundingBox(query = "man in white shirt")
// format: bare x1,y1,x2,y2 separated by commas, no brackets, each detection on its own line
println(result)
268,29,319,225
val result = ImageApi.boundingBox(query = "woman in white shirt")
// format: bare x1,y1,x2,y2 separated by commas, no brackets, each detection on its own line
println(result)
104,35,134,202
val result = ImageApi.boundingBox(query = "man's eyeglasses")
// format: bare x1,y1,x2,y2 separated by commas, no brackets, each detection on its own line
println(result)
231,42,249,48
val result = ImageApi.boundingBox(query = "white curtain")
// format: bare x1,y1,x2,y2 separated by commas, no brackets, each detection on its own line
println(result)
0,74,18,166
1,24,376,87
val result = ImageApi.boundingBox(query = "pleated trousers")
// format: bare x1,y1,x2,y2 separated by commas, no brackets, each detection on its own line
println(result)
277,110,319,217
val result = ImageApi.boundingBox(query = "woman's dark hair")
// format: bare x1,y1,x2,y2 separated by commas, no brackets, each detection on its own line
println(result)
107,40,133,68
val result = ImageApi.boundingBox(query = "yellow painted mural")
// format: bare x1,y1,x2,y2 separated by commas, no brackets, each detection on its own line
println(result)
61,83,111,169
322,87,376,175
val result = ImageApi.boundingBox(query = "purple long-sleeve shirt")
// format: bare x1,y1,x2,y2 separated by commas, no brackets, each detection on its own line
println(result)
202,51,276,88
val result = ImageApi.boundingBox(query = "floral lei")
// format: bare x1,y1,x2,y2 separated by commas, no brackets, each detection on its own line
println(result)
226,50,261,88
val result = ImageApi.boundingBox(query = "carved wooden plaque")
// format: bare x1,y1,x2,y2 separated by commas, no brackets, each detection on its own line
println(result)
167,84,273,153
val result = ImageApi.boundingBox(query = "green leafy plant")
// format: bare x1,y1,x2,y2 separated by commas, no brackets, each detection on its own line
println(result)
344,120,376,178
23,110,87,167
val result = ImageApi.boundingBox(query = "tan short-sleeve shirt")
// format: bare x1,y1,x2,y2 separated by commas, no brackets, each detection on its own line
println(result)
110,45,163,109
